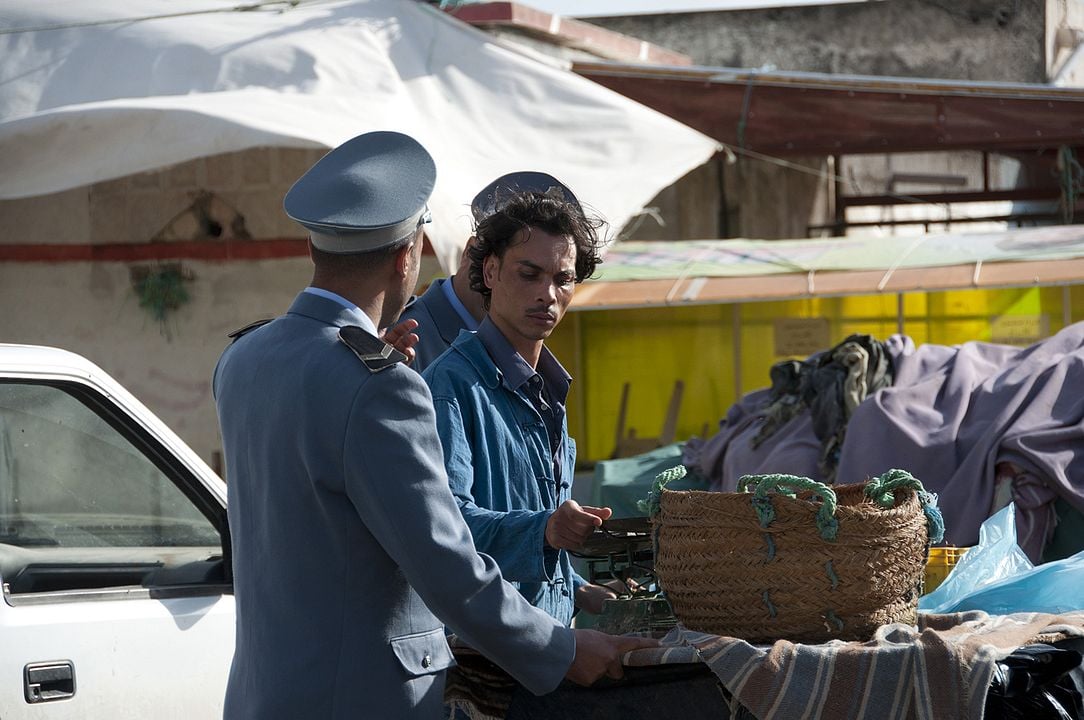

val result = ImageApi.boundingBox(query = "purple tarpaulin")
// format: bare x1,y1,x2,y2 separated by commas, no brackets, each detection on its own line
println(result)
685,323,1084,560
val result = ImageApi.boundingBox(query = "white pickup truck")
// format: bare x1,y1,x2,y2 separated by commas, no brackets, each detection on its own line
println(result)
0,344,234,719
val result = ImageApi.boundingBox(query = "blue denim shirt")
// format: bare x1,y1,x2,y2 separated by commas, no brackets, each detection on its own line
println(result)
423,326,585,626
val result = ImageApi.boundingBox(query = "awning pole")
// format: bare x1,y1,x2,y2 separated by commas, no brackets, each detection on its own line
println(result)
732,303,743,400
897,293,905,336
573,311,586,446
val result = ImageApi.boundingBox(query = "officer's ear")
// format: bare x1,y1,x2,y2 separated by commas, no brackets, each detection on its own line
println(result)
393,235,419,279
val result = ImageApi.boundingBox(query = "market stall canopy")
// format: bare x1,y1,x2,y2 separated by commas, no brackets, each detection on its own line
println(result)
0,0,718,270
572,61,1084,156
572,224,1084,310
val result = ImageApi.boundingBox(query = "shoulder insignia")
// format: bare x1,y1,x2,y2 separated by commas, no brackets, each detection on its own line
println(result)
227,318,273,341
339,325,407,373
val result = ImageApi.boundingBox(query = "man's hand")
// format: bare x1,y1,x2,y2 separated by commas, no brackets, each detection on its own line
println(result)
381,318,420,365
565,629,658,686
575,583,617,615
544,500,612,550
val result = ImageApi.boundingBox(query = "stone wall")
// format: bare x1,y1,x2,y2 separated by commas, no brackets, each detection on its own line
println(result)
0,146,443,467
5,147,324,247
589,0,1048,82
1047,0,1084,84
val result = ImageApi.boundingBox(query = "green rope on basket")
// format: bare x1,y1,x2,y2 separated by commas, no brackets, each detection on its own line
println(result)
637,464,688,517
762,590,778,619
864,468,946,544
826,560,839,590
739,473,840,541
763,533,777,561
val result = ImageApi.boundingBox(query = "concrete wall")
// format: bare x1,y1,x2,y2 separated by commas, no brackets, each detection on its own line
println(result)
0,257,309,470
619,158,723,240
6,147,324,247
0,148,443,469
1047,0,1084,84
589,0,1048,82
723,155,830,239
619,154,830,241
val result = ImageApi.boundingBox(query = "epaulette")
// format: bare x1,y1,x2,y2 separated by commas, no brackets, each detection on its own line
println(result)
339,325,407,373
227,318,273,341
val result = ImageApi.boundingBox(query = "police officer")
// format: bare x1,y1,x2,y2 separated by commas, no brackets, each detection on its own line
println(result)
213,131,654,720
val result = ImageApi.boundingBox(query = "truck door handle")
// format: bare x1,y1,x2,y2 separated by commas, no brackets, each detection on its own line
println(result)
24,661,75,703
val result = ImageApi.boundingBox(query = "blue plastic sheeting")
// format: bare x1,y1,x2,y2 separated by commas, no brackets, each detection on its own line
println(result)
921,503,1084,615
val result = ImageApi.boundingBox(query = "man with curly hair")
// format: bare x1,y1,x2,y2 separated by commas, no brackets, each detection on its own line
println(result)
422,189,617,625
400,171,580,372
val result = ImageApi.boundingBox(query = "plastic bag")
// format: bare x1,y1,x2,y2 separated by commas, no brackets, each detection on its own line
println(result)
920,503,1084,615
920,504,1033,613
984,643,1084,720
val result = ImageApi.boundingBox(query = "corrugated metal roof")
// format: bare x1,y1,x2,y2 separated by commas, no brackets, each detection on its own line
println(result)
573,60,1084,155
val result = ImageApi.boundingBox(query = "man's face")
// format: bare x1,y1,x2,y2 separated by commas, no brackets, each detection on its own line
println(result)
483,226,576,349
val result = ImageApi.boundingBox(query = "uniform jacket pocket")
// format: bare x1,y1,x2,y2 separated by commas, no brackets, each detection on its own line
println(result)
390,628,456,678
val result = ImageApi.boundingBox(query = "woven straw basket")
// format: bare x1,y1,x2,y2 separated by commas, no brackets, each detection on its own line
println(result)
649,468,941,644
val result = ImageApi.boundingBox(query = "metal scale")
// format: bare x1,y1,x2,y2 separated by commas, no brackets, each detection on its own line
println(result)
573,517,677,635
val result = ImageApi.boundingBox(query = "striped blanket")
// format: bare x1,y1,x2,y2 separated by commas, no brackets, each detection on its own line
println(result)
624,611,1084,720
446,611,1084,719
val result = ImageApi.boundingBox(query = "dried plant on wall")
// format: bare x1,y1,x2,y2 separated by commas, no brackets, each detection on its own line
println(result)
130,263,194,338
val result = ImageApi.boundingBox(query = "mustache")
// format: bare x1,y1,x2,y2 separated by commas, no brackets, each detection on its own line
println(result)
526,306,556,319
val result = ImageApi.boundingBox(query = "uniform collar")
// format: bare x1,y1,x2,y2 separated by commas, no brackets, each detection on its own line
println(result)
292,288,378,336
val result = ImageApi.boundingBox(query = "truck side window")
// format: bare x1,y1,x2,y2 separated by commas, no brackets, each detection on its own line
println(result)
0,382,222,595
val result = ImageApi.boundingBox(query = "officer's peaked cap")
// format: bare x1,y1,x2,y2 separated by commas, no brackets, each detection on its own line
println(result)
284,131,436,254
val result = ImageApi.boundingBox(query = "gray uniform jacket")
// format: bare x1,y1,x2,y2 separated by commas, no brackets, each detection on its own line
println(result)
399,278,469,372
213,291,574,720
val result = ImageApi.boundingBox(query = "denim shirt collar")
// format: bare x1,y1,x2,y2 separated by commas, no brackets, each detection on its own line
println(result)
476,317,571,403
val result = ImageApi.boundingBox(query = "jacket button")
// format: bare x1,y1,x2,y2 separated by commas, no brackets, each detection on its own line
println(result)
422,653,432,669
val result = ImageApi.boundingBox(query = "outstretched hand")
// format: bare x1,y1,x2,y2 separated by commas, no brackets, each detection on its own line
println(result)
381,318,420,365
566,629,659,686
545,499,612,550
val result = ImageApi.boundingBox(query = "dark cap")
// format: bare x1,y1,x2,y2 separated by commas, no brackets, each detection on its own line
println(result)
470,171,581,224
284,131,435,254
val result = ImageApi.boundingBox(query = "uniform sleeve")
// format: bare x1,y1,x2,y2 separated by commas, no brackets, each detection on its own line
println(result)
430,392,559,584
340,366,574,695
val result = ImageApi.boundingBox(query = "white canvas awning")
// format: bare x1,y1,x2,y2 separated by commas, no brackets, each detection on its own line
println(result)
0,0,719,270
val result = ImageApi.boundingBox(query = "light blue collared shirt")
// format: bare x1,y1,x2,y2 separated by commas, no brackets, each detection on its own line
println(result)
303,287,378,336
441,275,480,331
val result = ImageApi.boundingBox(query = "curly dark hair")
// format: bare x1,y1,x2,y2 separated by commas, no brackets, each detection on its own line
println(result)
467,190,605,308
